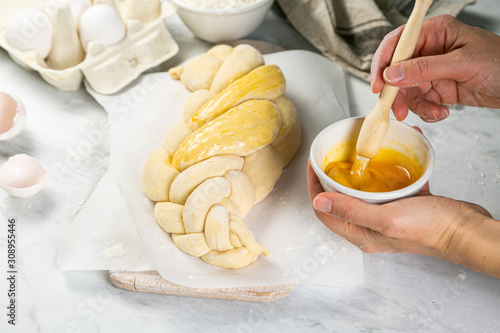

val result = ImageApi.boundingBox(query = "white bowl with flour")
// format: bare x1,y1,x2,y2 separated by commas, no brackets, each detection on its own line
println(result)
171,0,274,42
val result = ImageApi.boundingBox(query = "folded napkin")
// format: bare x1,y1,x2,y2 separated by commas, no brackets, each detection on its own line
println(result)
276,0,475,81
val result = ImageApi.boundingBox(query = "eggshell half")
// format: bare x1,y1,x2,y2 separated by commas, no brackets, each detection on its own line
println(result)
0,154,47,198
0,92,17,135
0,93,27,141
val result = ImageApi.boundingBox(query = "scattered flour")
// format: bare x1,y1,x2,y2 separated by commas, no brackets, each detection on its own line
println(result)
494,174,500,183
101,241,128,258
181,0,263,10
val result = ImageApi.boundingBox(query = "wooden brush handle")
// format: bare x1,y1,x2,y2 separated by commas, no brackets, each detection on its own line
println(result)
356,0,433,159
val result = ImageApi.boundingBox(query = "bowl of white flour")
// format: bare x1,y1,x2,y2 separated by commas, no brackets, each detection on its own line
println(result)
171,0,274,42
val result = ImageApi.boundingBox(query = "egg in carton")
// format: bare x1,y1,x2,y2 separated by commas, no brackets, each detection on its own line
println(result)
0,0,179,94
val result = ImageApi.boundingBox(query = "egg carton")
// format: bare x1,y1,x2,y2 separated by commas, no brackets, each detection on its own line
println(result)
0,2,179,94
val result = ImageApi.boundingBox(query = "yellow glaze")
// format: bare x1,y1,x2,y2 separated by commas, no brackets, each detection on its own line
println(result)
324,146,424,192
172,99,282,171
190,65,286,130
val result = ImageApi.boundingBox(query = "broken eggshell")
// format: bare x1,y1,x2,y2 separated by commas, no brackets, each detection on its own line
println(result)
0,92,26,141
0,154,47,198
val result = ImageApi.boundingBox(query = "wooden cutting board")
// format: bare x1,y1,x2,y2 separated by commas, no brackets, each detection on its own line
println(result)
108,270,294,302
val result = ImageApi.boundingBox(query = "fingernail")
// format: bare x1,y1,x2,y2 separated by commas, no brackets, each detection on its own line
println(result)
439,107,450,120
422,108,437,120
384,66,405,82
313,197,332,213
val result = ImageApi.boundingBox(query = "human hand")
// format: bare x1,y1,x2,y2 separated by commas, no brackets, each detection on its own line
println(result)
371,15,500,122
307,160,500,279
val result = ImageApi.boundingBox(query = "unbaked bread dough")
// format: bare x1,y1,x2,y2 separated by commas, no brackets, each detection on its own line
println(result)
182,177,231,233
169,155,243,205
141,44,301,269
210,44,264,94
207,44,233,61
170,53,223,92
230,218,270,257
242,146,284,203
223,170,255,218
172,233,211,257
141,148,179,202
189,64,286,130
154,202,185,234
204,204,233,252
173,99,282,171
271,95,301,166
182,89,215,123
202,247,253,269
162,121,192,155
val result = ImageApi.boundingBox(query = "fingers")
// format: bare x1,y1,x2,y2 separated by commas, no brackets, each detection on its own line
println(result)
392,91,409,121
372,30,452,122
371,26,404,94
311,191,417,254
307,159,430,239
371,15,466,112
402,85,450,122
381,15,466,87
307,161,390,251
412,126,423,134
306,159,325,203
307,160,376,230
307,162,438,255
312,191,393,235
313,207,386,253
383,53,460,88
371,15,454,92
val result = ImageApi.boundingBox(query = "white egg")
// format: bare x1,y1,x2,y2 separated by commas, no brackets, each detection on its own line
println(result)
0,154,47,198
0,92,27,141
6,8,53,59
79,5,126,51
43,0,92,23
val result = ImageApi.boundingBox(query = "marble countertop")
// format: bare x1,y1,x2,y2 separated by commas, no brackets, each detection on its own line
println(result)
1,1,500,332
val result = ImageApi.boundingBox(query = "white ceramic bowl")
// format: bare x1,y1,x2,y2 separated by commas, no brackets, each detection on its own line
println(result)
170,0,274,43
310,116,435,204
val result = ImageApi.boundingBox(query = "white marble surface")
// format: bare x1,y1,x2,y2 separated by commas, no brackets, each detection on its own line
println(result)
0,1,500,332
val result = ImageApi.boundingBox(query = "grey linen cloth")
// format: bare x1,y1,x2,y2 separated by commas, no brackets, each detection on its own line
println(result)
276,0,475,81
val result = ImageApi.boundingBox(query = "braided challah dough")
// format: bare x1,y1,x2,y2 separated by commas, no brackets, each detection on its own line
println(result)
142,44,301,269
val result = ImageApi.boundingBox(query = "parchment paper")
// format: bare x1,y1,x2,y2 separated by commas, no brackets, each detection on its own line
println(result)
57,171,155,271
59,50,365,289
